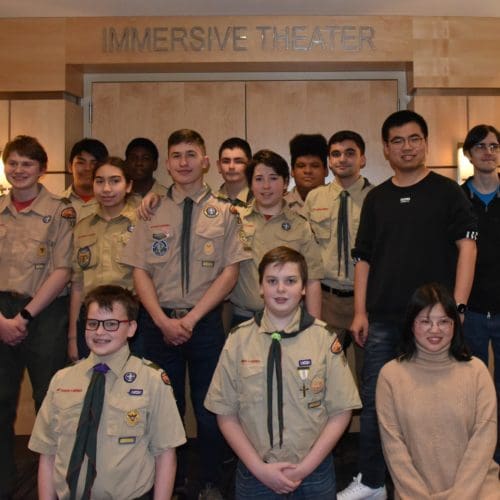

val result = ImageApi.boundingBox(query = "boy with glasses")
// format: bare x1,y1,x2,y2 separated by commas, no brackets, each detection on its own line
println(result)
337,110,478,500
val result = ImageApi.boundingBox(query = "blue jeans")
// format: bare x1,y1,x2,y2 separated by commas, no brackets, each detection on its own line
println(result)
139,305,225,485
358,321,400,488
235,455,335,499
464,310,500,463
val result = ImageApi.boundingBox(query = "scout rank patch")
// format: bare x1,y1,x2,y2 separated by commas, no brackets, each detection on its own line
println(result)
125,409,140,426
37,244,47,258
77,246,91,269
281,221,291,231
42,215,52,223
203,205,219,218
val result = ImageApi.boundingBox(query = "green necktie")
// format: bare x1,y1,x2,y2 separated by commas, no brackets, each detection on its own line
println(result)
181,197,194,296
66,363,109,500
337,190,350,277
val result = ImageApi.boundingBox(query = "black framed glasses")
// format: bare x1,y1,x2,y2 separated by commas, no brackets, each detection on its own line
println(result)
85,319,131,332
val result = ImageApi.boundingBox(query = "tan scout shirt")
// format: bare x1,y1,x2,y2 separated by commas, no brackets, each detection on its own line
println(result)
0,185,74,297
284,187,307,218
205,308,361,463
121,184,249,308
73,196,140,295
29,344,186,500
148,179,168,197
62,185,97,223
230,203,323,313
216,184,253,208
304,176,372,290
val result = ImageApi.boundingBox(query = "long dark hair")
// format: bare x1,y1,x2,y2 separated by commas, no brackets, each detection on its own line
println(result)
399,282,471,362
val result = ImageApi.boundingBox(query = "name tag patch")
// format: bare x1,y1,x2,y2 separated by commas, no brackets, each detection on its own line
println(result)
118,436,136,445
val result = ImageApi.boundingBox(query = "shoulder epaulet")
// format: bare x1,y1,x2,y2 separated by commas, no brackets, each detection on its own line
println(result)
142,358,162,370
60,196,72,205
228,319,253,335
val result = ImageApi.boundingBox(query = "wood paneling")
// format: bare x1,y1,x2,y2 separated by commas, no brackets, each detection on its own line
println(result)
91,81,246,190
468,96,500,129
410,95,467,167
246,80,398,185
15,375,36,435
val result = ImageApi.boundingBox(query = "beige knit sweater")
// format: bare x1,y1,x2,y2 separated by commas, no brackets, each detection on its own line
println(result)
376,347,499,499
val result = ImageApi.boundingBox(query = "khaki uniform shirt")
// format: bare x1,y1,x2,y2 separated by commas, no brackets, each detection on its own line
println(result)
304,176,372,290
148,179,168,197
0,185,74,297
230,202,323,313
62,185,97,223
29,344,186,500
216,184,253,208
284,187,306,218
121,184,249,308
205,308,361,463
73,196,140,295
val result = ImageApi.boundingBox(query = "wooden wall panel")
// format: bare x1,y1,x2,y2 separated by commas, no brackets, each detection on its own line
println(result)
91,81,246,190
410,96,467,167
246,80,398,185
0,101,9,194
468,96,500,129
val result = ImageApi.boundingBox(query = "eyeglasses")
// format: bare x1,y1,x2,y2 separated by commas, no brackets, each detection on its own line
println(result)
85,319,131,332
388,135,424,148
414,317,453,331
471,143,500,153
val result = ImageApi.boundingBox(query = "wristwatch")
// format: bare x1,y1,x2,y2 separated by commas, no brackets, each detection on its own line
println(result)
456,303,467,314
20,308,34,323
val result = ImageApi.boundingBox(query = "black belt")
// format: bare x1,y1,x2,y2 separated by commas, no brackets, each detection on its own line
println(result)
321,284,354,297
0,291,31,300
164,307,192,319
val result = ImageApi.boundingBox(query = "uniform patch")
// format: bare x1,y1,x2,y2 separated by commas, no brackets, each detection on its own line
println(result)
128,389,143,396
161,371,171,385
127,224,135,232
201,260,214,267
34,264,45,270
125,409,140,426
203,241,215,255
152,232,167,240
310,376,325,394
37,244,47,258
42,215,52,223
60,206,76,227
308,400,321,409
123,372,137,383
152,240,168,256
281,222,291,231
203,206,219,218
77,246,91,269
118,436,136,445
298,359,311,367
330,338,343,354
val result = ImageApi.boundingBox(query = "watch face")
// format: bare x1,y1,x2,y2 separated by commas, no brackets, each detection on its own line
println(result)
457,304,467,314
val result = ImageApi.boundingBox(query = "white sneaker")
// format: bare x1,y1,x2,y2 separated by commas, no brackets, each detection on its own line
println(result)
337,473,387,500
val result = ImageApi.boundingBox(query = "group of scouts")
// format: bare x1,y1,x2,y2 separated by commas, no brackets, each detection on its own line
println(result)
0,110,498,500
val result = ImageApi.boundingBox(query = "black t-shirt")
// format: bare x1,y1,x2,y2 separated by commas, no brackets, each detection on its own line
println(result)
353,171,477,321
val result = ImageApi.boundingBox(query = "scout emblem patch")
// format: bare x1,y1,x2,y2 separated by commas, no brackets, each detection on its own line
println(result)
310,376,325,394
203,205,219,218
152,239,168,256
161,371,171,385
42,215,52,224
123,372,137,383
331,337,343,354
281,222,291,231
60,206,76,227
77,246,91,269
37,244,47,258
204,241,215,255
125,409,140,426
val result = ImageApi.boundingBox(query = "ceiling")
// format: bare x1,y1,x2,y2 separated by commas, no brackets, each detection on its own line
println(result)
1,0,499,18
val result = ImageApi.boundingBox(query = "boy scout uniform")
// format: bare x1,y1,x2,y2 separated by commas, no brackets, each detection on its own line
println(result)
73,196,140,295
305,176,372,330
205,307,361,464
216,184,253,208
0,184,74,495
230,202,323,318
29,344,186,500
148,179,168,197
62,185,97,223
284,187,307,218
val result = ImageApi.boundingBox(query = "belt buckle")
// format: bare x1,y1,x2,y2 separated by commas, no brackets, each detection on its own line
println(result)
174,308,190,319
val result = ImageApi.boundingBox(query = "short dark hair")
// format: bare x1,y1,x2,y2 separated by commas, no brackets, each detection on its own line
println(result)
168,129,206,155
69,138,109,164
2,135,48,168
125,137,159,162
381,110,428,142
246,149,290,187
289,134,328,168
84,285,139,321
463,124,500,154
399,282,471,362
258,246,308,285
328,130,366,155
93,156,133,184
218,137,252,161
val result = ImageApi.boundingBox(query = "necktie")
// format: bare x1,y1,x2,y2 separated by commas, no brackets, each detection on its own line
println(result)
66,363,110,500
181,197,193,296
337,190,350,277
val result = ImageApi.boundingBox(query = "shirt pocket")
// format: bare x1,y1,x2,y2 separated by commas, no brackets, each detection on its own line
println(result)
75,234,99,270
146,229,175,265
308,210,332,241
107,394,148,438
52,392,84,436
240,223,255,251
303,365,327,409
194,220,225,268
238,363,264,407
26,237,51,267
